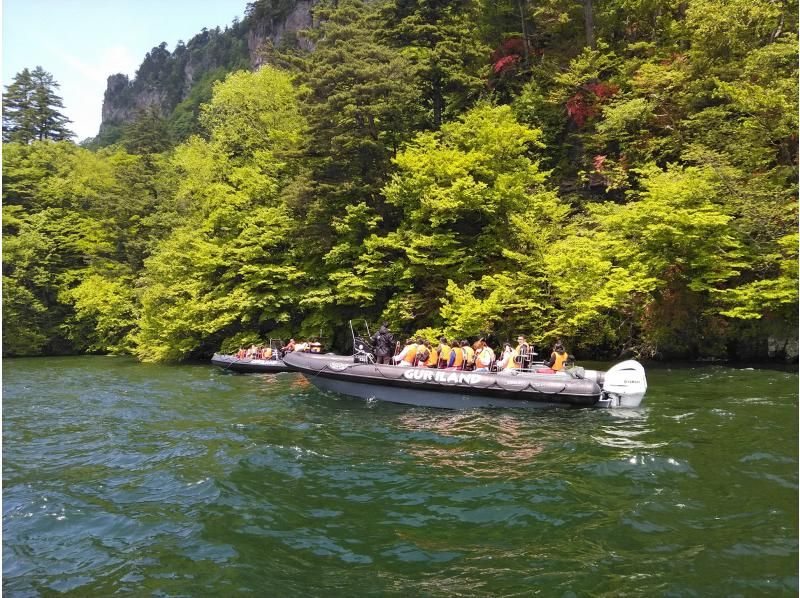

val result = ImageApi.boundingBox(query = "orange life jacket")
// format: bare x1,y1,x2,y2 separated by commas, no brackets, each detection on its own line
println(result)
451,348,463,368
403,344,418,364
551,351,568,371
425,348,438,367
437,343,449,366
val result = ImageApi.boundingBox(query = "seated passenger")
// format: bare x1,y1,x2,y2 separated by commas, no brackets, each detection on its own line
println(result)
497,343,516,371
474,339,494,372
421,341,438,368
283,338,296,353
546,341,569,371
448,341,463,369
515,335,534,369
437,337,450,368
393,339,418,367
461,340,475,371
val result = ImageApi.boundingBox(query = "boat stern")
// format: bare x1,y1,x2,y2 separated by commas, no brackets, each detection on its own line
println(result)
600,360,648,408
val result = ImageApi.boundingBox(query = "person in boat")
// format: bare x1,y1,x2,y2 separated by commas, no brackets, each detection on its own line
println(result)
474,339,495,372
461,340,475,371
436,337,450,368
421,341,438,368
246,344,259,358
283,338,296,353
447,340,464,369
371,323,395,365
515,335,533,369
262,346,273,360
546,341,569,371
393,339,418,367
415,341,427,366
236,347,247,359
497,343,516,371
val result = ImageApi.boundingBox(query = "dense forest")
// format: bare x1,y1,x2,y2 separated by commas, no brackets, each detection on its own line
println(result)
3,0,798,362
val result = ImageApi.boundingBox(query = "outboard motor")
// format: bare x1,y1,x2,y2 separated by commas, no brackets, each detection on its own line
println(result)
601,360,648,408
353,336,375,364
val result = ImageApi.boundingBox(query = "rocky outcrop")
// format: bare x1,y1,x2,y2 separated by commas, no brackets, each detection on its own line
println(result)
248,0,316,68
97,1,318,141
101,75,169,123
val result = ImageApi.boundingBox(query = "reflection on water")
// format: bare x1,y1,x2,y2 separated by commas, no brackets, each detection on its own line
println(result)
396,412,544,478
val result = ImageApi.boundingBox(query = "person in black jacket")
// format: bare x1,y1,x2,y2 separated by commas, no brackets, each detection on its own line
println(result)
371,323,395,365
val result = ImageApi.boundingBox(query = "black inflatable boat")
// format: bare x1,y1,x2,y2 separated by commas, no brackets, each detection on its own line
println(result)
281,351,647,409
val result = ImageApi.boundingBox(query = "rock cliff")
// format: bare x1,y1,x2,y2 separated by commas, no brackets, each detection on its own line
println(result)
97,0,317,144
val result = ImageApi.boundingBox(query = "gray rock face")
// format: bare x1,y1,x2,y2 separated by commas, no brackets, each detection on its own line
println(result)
768,335,800,361
98,1,317,139
248,0,316,68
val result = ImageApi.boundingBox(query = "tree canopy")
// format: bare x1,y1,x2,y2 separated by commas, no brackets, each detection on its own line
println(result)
3,67,74,143
3,0,797,362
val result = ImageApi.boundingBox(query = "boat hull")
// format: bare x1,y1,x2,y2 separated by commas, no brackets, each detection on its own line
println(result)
282,352,603,409
211,353,293,374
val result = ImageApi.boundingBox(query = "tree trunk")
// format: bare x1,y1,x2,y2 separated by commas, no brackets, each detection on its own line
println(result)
583,0,596,49
517,0,530,62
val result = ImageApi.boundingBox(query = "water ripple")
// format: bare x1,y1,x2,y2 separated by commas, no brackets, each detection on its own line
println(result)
2,356,797,596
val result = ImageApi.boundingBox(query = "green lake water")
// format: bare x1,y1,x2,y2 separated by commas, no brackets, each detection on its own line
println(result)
3,356,797,596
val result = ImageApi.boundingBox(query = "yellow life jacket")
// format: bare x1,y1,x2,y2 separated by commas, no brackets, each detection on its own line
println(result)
264,348,273,359
505,348,520,369
476,347,492,368
451,348,463,368
551,351,568,371
403,344,418,363
463,346,475,366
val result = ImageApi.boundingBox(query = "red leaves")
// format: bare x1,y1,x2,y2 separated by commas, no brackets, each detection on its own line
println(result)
490,37,531,77
585,82,618,99
565,82,619,127
493,55,520,74
593,154,607,171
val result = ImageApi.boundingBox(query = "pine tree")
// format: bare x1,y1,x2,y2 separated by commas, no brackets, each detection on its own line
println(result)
3,68,36,144
3,66,73,143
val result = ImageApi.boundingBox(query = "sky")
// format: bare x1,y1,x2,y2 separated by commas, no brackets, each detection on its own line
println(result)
3,0,245,141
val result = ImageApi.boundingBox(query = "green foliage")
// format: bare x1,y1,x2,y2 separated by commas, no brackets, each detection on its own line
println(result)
2,1,797,361
3,67,74,143
134,66,308,361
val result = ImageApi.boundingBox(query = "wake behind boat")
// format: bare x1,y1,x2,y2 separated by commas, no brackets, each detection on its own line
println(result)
281,351,647,410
